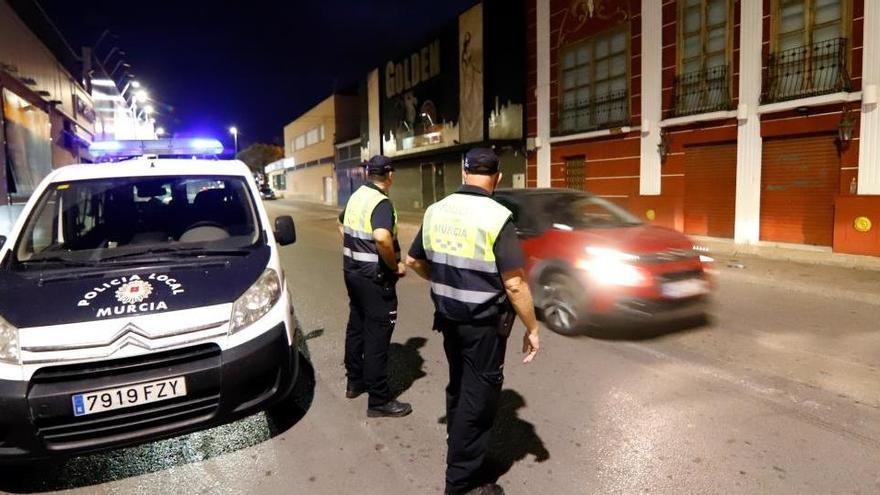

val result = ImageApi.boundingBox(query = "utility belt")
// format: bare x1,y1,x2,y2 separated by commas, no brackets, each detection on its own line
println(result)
433,305,516,337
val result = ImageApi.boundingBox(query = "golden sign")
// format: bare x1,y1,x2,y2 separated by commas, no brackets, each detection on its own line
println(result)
646,209,656,221
853,216,872,233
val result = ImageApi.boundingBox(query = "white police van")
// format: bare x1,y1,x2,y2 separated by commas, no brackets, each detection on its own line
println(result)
0,139,301,461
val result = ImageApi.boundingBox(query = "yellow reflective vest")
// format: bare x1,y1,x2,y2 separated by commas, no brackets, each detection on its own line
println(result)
422,192,512,321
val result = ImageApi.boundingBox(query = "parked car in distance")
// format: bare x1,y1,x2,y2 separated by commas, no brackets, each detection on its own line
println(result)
494,188,713,335
260,186,276,200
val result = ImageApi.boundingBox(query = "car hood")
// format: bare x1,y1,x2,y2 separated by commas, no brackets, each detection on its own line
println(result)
573,224,695,255
0,246,270,328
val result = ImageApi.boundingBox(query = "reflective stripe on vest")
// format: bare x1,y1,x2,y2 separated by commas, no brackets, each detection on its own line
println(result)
422,193,512,320
343,247,380,262
342,185,397,267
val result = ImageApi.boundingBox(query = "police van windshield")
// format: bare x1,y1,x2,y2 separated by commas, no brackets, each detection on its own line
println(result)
12,175,261,268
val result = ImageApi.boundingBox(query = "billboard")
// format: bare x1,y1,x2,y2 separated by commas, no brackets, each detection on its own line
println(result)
2,89,52,198
381,25,461,157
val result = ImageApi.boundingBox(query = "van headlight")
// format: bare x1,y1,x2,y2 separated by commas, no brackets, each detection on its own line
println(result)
229,269,281,334
0,315,20,365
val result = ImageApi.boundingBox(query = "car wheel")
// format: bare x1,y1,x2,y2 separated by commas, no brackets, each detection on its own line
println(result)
540,272,587,336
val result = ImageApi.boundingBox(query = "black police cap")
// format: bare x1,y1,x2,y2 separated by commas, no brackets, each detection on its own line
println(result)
364,155,394,174
463,147,500,174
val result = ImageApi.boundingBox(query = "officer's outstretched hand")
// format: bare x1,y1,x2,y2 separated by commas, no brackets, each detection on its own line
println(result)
396,262,407,278
522,329,539,364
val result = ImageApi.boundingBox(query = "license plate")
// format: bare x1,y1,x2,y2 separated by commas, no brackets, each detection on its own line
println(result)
72,377,187,417
661,279,708,299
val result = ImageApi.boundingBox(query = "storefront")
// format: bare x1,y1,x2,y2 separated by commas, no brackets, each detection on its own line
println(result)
1,0,95,205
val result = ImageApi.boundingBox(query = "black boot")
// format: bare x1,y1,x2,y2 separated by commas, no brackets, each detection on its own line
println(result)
446,484,505,495
346,381,366,399
367,399,413,418
463,484,505,495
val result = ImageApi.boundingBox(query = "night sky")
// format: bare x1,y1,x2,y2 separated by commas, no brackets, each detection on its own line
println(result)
40,0,477,151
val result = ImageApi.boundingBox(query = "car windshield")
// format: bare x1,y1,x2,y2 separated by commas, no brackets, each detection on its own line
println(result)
12,175,260,269
552,194,642,229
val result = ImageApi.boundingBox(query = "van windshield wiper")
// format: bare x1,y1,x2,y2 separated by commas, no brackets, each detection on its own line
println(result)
19,256,99,267
100,247,251,261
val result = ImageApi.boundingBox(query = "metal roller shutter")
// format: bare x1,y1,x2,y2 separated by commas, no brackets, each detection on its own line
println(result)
760,135,839,246
684,142,737,238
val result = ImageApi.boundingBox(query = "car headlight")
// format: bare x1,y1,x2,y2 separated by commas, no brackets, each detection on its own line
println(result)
0,315,20,365
229,269,281,334
576,247,645,287
693,245,714,264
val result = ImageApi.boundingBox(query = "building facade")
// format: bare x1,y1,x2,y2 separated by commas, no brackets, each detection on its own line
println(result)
278,94,359,204
527,0,880,256
358,0,529,212
0,0,96,204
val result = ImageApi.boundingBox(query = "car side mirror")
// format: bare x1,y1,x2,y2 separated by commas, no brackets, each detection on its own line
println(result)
0,235,5,249
274,216,296,246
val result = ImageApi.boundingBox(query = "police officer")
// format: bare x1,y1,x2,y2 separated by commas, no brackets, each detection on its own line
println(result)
339,155,412,418
406,148,540,495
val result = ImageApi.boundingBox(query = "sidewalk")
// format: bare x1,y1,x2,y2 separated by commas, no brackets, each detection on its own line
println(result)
273,198,880,305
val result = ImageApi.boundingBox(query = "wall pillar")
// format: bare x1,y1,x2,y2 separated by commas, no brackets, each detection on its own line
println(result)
734,0,764,244
639,0,663,195
857,0,880,194
535,0,551,187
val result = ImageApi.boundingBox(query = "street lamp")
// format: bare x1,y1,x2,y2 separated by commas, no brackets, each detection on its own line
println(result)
135,90,148,103
229,126,239,155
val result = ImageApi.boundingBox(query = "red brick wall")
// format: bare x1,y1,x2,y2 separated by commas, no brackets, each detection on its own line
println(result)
834,195,880,256
549,131,641,198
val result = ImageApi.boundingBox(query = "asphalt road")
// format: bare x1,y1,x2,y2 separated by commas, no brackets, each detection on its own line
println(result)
2,200,879,495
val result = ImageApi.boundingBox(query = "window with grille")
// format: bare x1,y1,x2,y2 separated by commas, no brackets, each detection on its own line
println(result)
763,0,851,102
674,0,732,116
559,29,629,134
565,156,586,190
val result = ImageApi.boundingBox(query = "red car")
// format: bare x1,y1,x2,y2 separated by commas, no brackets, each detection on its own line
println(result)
494,189,713,335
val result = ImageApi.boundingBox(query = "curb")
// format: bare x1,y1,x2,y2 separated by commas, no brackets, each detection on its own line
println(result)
693,238,880,272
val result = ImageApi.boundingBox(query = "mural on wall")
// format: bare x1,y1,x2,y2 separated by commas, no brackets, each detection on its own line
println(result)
459,3,484,144
2,89,52,197
381,26,460,157
489,97,524,140
556,0,630,48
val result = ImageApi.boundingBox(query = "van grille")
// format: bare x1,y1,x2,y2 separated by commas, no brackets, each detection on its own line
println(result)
30,344,220,384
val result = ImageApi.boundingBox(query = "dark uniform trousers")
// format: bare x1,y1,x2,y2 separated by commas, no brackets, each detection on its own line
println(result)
440,315,509,493
344,271,397,408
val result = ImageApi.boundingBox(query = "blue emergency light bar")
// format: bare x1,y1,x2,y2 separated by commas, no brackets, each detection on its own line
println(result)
89,138,225,159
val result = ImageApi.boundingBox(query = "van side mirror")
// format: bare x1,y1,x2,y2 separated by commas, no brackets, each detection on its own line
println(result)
0,235,5,249
274,216,296,246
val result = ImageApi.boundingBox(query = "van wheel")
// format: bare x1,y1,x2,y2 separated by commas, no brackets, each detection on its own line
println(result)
540,272,587,336
266,352,314,435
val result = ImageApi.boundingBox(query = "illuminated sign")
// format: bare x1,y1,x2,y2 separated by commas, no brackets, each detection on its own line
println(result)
385,40,441,98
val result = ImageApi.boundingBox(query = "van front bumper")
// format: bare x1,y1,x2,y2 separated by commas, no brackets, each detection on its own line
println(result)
0,322,297,462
